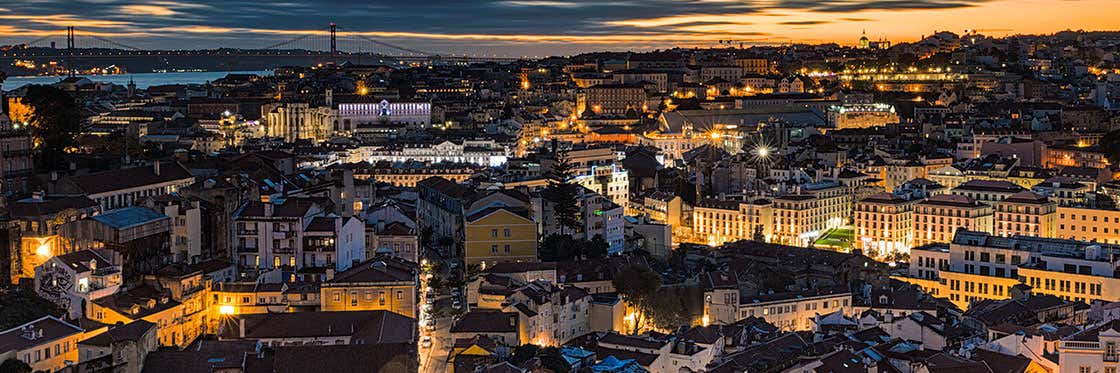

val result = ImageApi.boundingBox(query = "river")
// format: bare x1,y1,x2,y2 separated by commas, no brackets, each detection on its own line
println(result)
1,70,273,90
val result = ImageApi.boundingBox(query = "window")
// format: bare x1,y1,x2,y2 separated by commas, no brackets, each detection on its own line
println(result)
503,229,511,237
333,292,341,302
491,245,498,253
274,256,281,267
490,229,498,237
504,245,511,253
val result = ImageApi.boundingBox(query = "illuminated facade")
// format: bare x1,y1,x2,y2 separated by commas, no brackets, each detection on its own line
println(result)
1056,206,1120,244
993,191,1057,238
854,193,916,258
912,194,993,247
692,197,773,246
772,183,851,247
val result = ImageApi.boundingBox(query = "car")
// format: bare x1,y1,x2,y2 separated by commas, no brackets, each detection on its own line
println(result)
450,288,461,296
452,300,462,310
421,336,433,348
449,261,459,270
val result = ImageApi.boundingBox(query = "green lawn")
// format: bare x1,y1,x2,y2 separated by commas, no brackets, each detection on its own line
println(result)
813,227,854,251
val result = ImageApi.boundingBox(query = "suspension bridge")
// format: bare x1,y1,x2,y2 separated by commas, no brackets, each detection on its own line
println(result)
0,23,521,66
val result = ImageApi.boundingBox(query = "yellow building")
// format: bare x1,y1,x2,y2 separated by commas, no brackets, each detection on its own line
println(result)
1056,206,1120,244
320,257,418,318
692,197,772,246
772,183,851,247
854,193,916,258
912,194,993,247
464,207,538,267
89,285,204,349
994,191,1056,238
0,316,86,373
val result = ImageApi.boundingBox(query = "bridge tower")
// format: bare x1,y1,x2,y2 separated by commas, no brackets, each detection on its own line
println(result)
329,22,337,62
66,26,75,76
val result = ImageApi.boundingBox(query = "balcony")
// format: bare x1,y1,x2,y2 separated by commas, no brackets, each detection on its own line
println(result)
1059,340,1101,351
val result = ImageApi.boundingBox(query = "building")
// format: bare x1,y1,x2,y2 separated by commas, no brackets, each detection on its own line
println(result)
89,284,199,348
52,162,195,211
825,104,899,130
464,207,538,267
0,131,33,195
74,320,158,373
994,191,1057,238
7,195,100,283
951,179,1026,203
60,207,172,281
692,197,772,246
703,284,852,331
772,182,851,247
234,198,365,275
912,194,994,247
1056,206,1120,244
0,316,85,373
320,256,418,318
898,230,1120,310
581,83,646,116
338,100,432,128
1057,320,1120,373
142,195,203,264
34,250,122,319
855,192,917,258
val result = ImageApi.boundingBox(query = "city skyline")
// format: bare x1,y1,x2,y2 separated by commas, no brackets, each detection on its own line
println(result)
0,0,1117,56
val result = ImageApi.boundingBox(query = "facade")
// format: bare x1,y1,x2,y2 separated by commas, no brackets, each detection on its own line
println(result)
52,162,195,211
692,197,772,246
75,320,158,373
704,286,852,331
854,192,917,257
320,257,418,318
1056,206,1120,244
0,131,33,195
0,316,85,373
464,207,538,267
898,230,1120,310
338,100,432,128
912,194,994,247
368,140,509,167
994,191,1057,238
772,183,851,247
34,250,122,319
582,83,646,116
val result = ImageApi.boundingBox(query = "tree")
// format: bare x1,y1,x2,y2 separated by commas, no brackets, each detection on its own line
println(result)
22,85,85,168
0,359,31,373
586,235,609,259
1102,129,1120,165
546,147,580,235
510,344,540,366
613,265,661,334
752,225,766,242
538,234,608,261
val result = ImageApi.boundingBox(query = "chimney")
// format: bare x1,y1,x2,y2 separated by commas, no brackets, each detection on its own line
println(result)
239,318,246,338
325,268,335,281
50,171,59,182
153,162,161,176
263,202,273,217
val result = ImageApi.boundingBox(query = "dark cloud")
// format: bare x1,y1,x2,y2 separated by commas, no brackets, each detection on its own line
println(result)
0,0,992,54
779,20,830,25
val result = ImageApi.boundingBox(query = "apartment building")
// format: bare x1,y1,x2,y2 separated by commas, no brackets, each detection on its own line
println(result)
994,191,1057,238
52,162,195,211
898,230,1120,310
234,198,365,275
1056,206,1120,244
581,83,646,116
34,250,122,319
772,182,851,247
320,256,418,318
0,316,85,373
465,206,538,267
855,192,917,257
692,197,773,246
703,281,852,331
912,194,994,247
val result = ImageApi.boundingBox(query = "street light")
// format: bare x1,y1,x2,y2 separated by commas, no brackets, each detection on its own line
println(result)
755,145,770,158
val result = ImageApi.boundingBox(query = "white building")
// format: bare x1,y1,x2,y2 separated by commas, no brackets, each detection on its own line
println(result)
34,250,122,319
368,140,510,167
338,100,431,128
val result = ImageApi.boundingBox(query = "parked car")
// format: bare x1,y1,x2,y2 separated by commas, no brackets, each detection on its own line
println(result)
421,336,433,348
452,300,462,310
